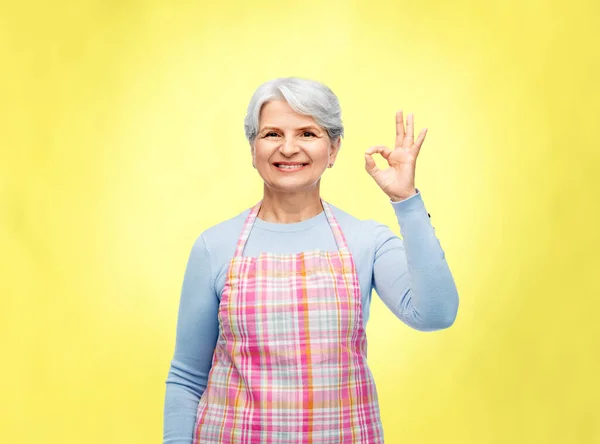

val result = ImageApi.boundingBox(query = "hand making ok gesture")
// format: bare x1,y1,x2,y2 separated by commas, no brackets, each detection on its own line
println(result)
364,110,427,202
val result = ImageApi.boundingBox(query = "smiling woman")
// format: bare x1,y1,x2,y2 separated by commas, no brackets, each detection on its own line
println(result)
245,78,344,223
251,99,341,222
163,76,460,444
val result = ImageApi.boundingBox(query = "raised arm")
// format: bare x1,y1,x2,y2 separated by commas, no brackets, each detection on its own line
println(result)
163,234,219,443
364,110,459,331
372,190,459,331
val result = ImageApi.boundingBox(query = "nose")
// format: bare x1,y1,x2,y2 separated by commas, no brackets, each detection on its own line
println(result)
279,137,300,156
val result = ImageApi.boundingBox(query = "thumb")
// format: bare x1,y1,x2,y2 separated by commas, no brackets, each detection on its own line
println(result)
364,152,379,176
364,145,391,176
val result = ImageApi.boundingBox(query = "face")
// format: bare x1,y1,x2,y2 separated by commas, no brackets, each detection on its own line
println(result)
251,100,340,194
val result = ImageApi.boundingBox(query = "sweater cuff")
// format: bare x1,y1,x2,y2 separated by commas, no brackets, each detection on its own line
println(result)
389,188,431,224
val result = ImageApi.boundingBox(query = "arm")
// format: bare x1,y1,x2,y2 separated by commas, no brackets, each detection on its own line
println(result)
372,189,459,331
163,234,219,443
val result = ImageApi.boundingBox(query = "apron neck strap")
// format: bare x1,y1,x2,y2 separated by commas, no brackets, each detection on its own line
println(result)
234,199,349,257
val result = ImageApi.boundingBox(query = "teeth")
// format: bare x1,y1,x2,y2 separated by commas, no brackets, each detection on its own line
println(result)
276,164,305,169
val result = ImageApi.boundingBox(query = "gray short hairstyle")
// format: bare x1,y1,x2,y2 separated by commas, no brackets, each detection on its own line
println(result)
244,77,344,148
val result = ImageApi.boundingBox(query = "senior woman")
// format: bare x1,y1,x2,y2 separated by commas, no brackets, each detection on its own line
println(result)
163,77,459,443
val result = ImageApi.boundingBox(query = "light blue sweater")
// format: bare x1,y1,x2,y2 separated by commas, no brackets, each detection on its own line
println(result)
163,189,459,443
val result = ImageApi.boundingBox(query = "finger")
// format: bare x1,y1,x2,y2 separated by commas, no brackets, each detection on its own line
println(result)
413,128,428,155
404,113,414,147
365,145,393,159
395,110,405,148
364,146,392,176
364,153,378,175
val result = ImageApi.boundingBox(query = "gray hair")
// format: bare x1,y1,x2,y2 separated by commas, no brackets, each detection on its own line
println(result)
244,77,344,148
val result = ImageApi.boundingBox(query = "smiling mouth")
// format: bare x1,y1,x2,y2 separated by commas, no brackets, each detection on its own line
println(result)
273,163,309,170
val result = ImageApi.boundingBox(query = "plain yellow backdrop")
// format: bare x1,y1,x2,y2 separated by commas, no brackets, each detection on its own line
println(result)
2,0,599,442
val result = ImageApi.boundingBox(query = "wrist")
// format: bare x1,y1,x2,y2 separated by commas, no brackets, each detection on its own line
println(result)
389,189,418,202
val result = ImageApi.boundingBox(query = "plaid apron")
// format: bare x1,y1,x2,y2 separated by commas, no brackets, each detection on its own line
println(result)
193,200,384,443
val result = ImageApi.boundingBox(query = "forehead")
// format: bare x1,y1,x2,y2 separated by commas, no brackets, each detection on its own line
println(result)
259,100,319,128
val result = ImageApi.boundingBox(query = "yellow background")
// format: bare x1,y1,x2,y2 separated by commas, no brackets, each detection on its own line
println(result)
2,0,599,442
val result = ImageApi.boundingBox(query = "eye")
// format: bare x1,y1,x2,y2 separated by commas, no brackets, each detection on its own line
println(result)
264,132,279,138
302,131,317,137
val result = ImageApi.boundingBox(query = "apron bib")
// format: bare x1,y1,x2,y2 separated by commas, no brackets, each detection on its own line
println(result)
193,200,384,443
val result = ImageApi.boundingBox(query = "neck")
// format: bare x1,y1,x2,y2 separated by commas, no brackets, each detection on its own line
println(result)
257,183,324,224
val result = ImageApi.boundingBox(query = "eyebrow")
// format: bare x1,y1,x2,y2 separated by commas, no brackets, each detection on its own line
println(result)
259,125,321,132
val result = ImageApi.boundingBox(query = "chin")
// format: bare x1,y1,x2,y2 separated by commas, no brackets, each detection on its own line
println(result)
266,178,321,193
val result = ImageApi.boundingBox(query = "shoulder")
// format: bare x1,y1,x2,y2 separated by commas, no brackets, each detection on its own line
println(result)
326,200,400,252
198,206,250,256
326,201,375,228
325,201,380,247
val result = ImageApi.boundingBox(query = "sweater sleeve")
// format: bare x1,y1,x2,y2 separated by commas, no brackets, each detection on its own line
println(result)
372,189,459,331
163,234,220,444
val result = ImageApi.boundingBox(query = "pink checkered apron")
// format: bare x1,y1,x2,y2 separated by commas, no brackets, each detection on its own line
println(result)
192,199,384,443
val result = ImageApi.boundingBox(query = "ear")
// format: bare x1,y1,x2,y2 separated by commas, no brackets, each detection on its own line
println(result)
250,142,255,168
329,137,341,164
